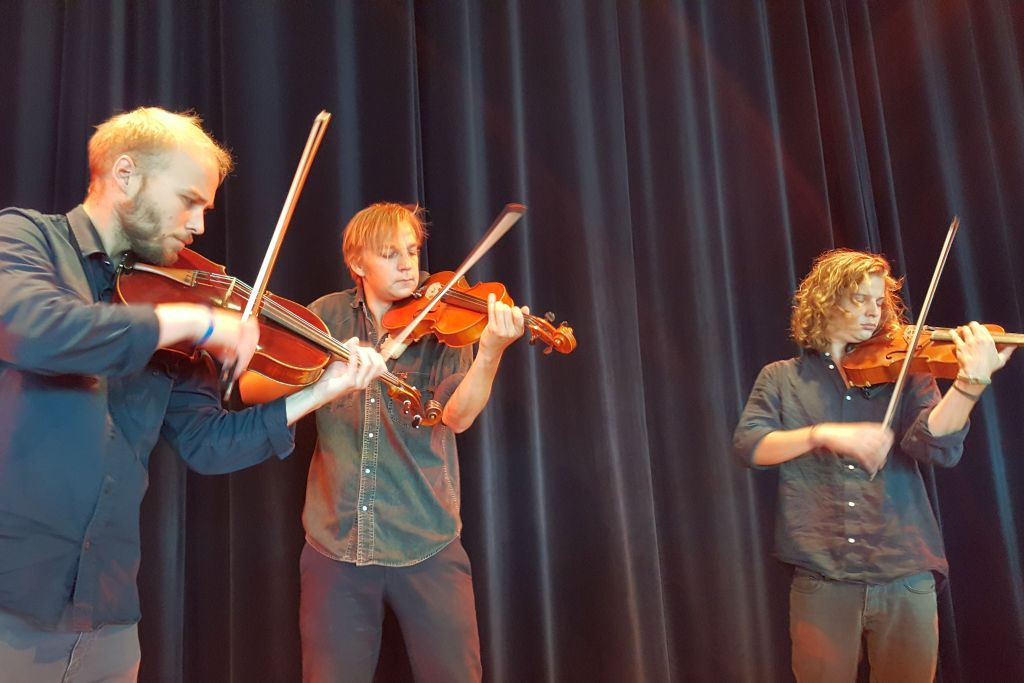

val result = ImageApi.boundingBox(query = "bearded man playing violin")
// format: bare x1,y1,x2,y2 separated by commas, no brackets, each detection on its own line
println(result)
298,202,526,683
0,107,384,682
734,248,1014,683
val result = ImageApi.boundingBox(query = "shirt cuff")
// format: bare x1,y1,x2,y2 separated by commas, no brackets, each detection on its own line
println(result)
260,398,297,459
431,371,466,407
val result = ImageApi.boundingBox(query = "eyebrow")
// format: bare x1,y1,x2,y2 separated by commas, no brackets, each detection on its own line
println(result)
183,188,214,210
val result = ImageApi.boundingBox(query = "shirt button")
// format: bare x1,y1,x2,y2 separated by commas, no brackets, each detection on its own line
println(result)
828,364,835,369
362,505,368,511
824,352,831,357
847,464,856,470
370,398,376,404
847,538,856,543
368,432,374,438
365,468,371,474
848,501,856,507
845,395,852,401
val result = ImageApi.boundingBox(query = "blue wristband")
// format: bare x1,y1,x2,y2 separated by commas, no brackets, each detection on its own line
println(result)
195,311,215,347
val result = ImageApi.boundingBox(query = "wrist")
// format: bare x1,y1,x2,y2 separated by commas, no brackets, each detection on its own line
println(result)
194,307,216,347
955,372,991,385
952,380,984,401
808,424,823,449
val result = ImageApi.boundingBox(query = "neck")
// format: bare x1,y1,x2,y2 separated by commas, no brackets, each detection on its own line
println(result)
360,285,392,332
82,194,129,261
828,339,847,361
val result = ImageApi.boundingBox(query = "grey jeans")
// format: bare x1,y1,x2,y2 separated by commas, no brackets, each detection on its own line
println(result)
0,610,139,683
789,568,938,683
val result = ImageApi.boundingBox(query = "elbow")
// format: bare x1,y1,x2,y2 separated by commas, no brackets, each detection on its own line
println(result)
442,411,475,434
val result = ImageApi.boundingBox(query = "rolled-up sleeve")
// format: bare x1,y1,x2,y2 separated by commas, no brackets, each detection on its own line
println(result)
733,363,784,468
898,375,967,468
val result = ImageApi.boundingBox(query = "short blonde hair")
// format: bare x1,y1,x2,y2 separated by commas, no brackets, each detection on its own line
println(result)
87,107,233,196
342,203,427,282
790,248,905,352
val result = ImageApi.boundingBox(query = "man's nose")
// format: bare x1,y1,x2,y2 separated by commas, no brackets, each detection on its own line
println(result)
188,210,205,235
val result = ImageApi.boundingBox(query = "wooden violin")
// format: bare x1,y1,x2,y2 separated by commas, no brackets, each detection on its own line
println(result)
843,324,1024,388
116,248,440,426
380,271,576,354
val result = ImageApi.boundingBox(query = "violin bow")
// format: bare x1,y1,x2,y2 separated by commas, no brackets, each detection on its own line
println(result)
870,216,959,479
380,203,526,361
221,111,332,399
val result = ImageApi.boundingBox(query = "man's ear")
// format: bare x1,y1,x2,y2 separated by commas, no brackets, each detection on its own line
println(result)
350,257,366,278
111,155,137,194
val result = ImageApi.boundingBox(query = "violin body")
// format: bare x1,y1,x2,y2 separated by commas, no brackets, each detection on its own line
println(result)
382,271,576,354
116,248,439,425
843,324,1021,387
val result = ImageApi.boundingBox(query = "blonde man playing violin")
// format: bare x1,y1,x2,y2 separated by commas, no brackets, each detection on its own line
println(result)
734,249,1013,683
0,107,382,682
299,202,526,683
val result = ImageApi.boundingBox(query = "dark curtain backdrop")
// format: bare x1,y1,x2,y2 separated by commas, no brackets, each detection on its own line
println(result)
1,1,1023,681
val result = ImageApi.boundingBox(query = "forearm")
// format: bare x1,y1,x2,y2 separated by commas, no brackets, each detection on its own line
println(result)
751,426,819,466
927,380,983,436
155,303,216,348
442,348,504,433
284,382,345,426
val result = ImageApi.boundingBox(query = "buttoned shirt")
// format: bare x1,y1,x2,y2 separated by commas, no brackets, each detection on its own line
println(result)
0,206,294,630
733,349,968,582
303,285,471,566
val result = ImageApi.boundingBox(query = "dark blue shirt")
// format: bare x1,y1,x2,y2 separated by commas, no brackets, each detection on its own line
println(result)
0,206,294,630
733,349,968,582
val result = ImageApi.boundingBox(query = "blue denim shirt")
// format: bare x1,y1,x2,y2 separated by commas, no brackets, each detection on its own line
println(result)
733,349,968,583
0,206,294,630
303,286,471,566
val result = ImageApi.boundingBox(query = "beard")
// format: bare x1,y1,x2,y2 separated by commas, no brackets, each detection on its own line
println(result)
114,183,177,265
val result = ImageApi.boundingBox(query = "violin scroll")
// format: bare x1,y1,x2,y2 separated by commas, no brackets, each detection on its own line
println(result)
526,312,576,355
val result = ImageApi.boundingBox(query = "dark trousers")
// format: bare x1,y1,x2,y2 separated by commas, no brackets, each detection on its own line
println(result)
789,568,938,683
299,539,482,683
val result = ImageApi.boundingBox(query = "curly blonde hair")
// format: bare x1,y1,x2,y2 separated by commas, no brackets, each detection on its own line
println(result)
87,107,233,198
342,203,427,283
790,249,905,352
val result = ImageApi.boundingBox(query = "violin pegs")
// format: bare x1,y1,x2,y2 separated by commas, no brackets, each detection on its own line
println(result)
543,345,553,355
544,311,556,323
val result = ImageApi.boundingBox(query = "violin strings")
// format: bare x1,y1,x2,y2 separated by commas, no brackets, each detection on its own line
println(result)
191,272,410,390
434,288,546,327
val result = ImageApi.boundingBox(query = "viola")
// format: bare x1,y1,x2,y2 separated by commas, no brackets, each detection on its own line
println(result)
380,271,576,354
115,248,440,426
842,324,1024,388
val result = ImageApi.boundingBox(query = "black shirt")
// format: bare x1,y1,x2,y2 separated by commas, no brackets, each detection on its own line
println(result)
733,349,968,582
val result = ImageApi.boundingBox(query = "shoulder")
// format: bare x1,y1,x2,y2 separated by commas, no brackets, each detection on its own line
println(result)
308,288,358,321
0,207,68,254
0,207,64,235
756,356,800,380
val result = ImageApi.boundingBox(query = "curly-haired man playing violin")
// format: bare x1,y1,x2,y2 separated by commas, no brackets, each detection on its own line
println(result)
734,249,1013,682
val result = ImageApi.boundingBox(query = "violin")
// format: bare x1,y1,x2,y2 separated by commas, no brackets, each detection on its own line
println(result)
115,248,441,426
380,271,576,354
843,324,1024,388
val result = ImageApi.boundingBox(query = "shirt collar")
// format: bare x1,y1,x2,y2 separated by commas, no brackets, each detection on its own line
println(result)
350,280,366,309
66,205,108,259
